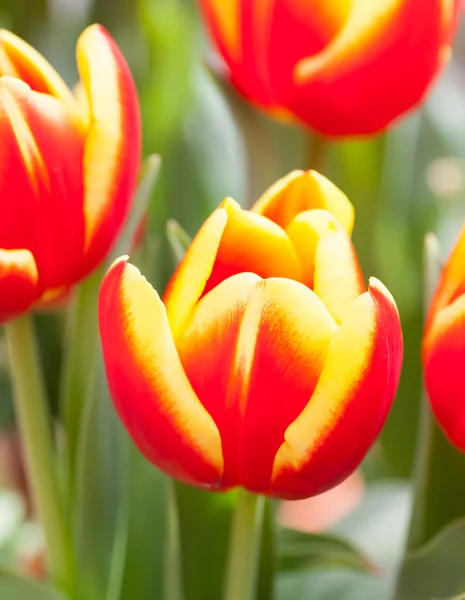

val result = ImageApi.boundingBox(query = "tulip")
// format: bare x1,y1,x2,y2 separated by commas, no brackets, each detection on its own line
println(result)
424,226,465,450
0,25,141,324
199,0,460,136
99,171,403,499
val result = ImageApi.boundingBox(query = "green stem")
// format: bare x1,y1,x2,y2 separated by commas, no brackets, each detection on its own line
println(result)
5,314,74,592
307,132,329,173
223,489,264,600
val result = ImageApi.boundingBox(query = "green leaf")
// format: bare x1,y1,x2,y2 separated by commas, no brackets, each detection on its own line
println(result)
278,529,374,575
69,155,161,600
0,568,67,600
111,155,161,262
174,483,237,600
277,569,391,600
394,519,465,600
166,219,192,266
118,445,166,600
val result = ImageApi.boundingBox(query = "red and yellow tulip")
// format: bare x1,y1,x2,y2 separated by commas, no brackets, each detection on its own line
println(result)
199,0,460,136
0,25,141,324
424,227,465,450
99,171,403,500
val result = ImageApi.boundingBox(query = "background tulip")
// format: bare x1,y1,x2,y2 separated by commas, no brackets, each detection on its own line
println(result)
0,25,141,324
424,226,465,450
199,0,460,136
99,171,403,500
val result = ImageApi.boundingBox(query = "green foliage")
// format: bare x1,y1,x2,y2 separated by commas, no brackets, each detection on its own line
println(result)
0,568,67,600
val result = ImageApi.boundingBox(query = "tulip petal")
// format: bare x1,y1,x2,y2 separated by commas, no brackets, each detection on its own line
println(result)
178,274,338,492
290,0,450,135
77,24,141,274
0,249,38,323
426,224,465,323
163,199,239,338
252,170,354,234
424,295,465,451
199,0,241,64
203,208,303,295
313,229,365,323
271,278,402,499
285,209,342,288
0,77,85,291
0,30,76,107
99,257,223,487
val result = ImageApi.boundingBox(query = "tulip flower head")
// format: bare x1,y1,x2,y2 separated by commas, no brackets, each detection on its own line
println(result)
99,171,403,500
424,227,465,450
0,25,141,324
199,0,460,136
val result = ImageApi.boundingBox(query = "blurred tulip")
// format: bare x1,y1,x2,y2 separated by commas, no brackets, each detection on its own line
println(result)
199,0,460,136
424,226,465,449
0,25,141,324
99,171,403,500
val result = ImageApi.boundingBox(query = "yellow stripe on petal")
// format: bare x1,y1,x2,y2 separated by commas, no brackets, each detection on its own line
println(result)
313,230,365,323
99,257,223,487
272,292,376,473
77,25,141,257
163,200,240,338
0,30,76,107
295,0,404,83
252,170,354,234
285,209,341,288
0,77,49,194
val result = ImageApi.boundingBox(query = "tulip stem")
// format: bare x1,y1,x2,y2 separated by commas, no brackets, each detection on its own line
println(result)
223,489,264,600
5,314,74,592
307,132,329,173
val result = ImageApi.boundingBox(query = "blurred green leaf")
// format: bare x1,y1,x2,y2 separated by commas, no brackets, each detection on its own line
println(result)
395,519,465,600
174,484,237,600
166,220,192,266
118,446,166,600
278,528,374,575
70,156,160,600
0,568,67,600
112,155,161,262
277,569,391,600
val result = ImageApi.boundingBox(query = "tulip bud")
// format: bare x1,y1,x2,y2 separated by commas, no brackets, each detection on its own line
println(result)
0,25,141,324
199,0,460,136
424,226,465,449
99,171,403,500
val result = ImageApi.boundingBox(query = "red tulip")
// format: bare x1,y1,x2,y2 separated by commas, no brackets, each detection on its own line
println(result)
0,25,141,324
99,171,403,499
424,226,465,449
199,0,460,136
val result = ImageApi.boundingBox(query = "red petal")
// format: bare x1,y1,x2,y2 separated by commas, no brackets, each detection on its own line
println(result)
77,25,141,275
271,278,402,499
0,248,38,323
99,257,224,487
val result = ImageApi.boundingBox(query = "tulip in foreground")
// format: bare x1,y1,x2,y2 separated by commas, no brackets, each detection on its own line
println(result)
0,25,141,324
99,171,403,500
200,0,460,136
424,226,465,449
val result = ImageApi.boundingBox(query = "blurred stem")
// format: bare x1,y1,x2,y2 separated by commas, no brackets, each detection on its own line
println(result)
307,133,329,173
223,489,264,600
164,479,184,600
60,269,101,492
5,314,74,592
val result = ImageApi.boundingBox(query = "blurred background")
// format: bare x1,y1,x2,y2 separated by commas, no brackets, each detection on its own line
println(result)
1,0,465,598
